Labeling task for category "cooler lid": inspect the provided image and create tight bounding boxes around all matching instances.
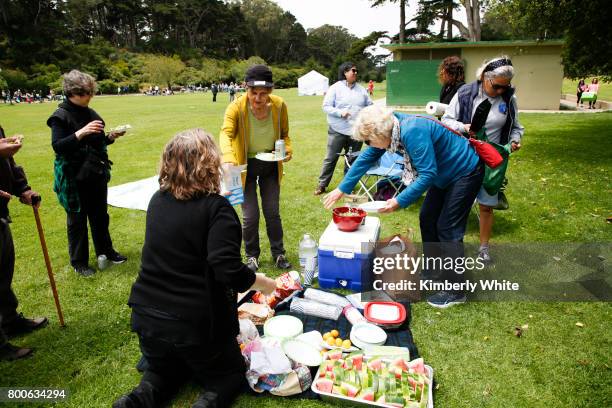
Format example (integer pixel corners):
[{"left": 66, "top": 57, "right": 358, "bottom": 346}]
[{"left": 318, "top": 216, "right": 381, "bottom": 254}]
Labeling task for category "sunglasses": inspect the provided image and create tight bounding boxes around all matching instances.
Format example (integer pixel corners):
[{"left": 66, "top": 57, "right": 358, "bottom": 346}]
[
  {"left": 488, "top": 78, "right": 511, "bottom": 91},
  {"left": 350, "top": 68, "right": 358, "bottom": 74}
]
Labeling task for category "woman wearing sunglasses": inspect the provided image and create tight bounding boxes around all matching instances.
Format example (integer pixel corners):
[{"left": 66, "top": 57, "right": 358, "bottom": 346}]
[
  {"left": 315, "top": 61, "right": 373, "bottom": 196},
  {"left": 442, "top": 56, "right": 524, "bottom": 265}
]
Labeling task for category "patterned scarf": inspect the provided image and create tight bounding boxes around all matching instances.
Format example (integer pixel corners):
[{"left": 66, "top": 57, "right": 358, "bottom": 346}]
[{"left": 387, "top": 116, "right": 418, "bottom": 186}]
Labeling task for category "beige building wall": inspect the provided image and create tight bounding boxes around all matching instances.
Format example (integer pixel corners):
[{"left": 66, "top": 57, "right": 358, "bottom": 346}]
[
  {"left": 389, "top": 43, "right": 564, "bottom": 110},
  {"left": 462, "top": 45, "right": 564, "bottom": 110}
]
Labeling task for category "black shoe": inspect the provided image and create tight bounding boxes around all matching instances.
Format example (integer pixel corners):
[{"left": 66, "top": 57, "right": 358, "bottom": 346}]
[
  {"left": 108, "top": 251, "right": 128, "bottom": 264},
  {"left": 74, "top": 265, "right": 96, "bottom": 277},
  {"left": 426, "top": 291, "right": 467, "bottom": 308},
  {"left": 275, "top": 255, "right": 291, "bottom": 269},
  {"left": 192, "top": 391, "right": 219, "bottom": 408},
  {"left": 246, "top": 257, "right": 259, "bottom": 272},
  {"left": 2, "top": 313, "right": 48, "bottom": 337},
  {"left": 112, "top": 381, "right": 158, "bottom": 408},
  {"left": 0, "top": 342, "right": 33, "bottom": 361}
]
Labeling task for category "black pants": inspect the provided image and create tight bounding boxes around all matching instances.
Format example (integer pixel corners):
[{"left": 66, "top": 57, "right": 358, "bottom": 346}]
[
  {"left": 66, "top": 177, "right": 114, "bottom": 267},
  {"left": 0, "top": 219, "right": 17, "bottom": 345},
  {"left": 212, "top": 92, "right": 217, "bottom": 102},
  {"left": 137, "top": 334, "right": 246, "bottom": 408},
  {"left": 242, "top": 158, "right": 285, "bottom": 259},
  {"left": 420, "top": 163, "right": 484, "bottom": 286},
  {"left": 317, "top": 127, "right": 363, "bottom": 189}
]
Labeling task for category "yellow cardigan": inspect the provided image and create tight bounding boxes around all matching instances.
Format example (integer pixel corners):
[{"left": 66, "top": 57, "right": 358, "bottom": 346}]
[{"left": 219, "top": 93, "right": 293, "bottom": 184}]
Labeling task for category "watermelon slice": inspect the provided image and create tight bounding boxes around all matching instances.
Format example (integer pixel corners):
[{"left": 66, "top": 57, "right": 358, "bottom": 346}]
[
  {"left": 332, "top": 385, "right": 345, "bottom": 395},
  {"left": 357, "top": 388, "right": 375, "bottom": 401},
  {"left": 340, "top": 381, "right": 361, "bottom": 398},
  {"left": 385, "top": 395, "right": 406, "bottom": 407},
  {"left": 315, "top": 378, "right": 333, "bottom": 393},
  {"left": 327, "top": 350, "right": 343, "bottom": 361},
  {"left": 347, "top": 352, "right": 364, "bottom": 371},
  {"left": 407, "top": 358, "right": 426, "bottom": 375},
  {"left": 367, "top": 358, "right": 383, "bottom": 371},
  {"left": 390, "top": 357, "right": 409, "bottom": 372},
  {"left": 333, "top": 367, "right": 344, "bottom": 385}
]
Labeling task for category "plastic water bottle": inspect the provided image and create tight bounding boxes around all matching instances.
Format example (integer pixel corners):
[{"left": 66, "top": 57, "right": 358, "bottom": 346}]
[
  {"left": 299, "top": 234, "right": 318, "bottom": 268},
  {"left": 299, "top": 234, "right": 318, "bottom": 285},
  {"left": 97, "top": 254, "right": 109, "bottom": 270}
]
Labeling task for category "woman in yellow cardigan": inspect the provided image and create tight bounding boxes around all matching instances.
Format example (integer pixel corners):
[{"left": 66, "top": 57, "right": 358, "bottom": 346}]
[{"left": 219, "top": 65, "right": 293, "bottom": 272}]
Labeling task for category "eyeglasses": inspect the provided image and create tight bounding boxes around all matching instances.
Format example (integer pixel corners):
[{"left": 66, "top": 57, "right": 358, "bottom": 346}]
[
  {"left": 364, "top": 140, "right": 370, "bottom": 146},
  {"left": 351, "top": 69, "right": 358, "bottom": 74},
  {"left": 488, "top": 78, "right": 510, "bottom": 91}
]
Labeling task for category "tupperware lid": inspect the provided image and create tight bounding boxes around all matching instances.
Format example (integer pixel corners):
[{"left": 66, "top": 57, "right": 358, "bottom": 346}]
[{"left": 364, "top": 302, "right": 407, "bottom": 325}]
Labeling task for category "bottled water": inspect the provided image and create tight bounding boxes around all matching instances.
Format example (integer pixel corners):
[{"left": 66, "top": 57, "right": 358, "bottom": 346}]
[
  {"left": 299, "top": 234, "right": 318, "bottom": 285},
  {"left": 298, "top": 234, "right": 318, "bottom": 268}
]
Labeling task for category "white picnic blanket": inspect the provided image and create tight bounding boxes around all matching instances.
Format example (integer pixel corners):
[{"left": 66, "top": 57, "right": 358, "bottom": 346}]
[{"left": 107, "top": 175, "right": 159, "bottom": 211}]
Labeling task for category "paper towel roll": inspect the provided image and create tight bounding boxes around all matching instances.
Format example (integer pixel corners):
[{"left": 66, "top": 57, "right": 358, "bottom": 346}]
[{"left": 425, "top": 101, "right": 448, "bottom": 116}]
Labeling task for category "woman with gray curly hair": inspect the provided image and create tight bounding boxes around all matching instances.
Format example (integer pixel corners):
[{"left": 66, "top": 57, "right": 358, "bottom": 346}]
[
  {"left": 442, "top": 56, "right": 524, "bottom": 265},
  {"left": 324, "top": 105, "right": 484, "bottom": 308},
  {"left": 47, "top": 69, "right": 127, "bottom": 277}
]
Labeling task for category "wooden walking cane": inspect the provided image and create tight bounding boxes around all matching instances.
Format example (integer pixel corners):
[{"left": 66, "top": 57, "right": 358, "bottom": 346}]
[{"left": 31, "top": 196, "right": 65, "bottom": 327}]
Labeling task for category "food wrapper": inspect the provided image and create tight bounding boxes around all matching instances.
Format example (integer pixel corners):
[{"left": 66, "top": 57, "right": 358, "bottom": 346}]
[
  {"left": 238, "top": 302, "right": 274, "bottom": 325},
  {"left": 252, "top": 270, "right": 302, "bottom": 309}
]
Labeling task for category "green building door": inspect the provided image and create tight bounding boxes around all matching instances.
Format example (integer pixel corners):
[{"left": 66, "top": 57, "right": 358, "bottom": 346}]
[{"left": 386, "top": 60, "right": 442, "bottom": 106}]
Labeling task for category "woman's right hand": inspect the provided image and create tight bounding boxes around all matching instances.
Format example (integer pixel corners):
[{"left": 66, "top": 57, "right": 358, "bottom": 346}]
[
  {"left": 463, "top": 123, "right": 471, "bottom": 133},
  {"left": 323, "top": 188, "right": 344, "bottom": 209},
  {"left": 253, "top": 273, "right": 277, "bottom": 296},
  {"left": 75, "top": 120, "right": 104, "bottom": 140}
]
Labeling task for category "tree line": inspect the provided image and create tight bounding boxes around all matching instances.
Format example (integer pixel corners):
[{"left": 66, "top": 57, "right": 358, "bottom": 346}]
[{"left": 0, "top": 0, "right": 386, "bottom": 93}]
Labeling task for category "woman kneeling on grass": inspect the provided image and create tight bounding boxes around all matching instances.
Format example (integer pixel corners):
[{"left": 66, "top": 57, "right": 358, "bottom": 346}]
[
  {"left": 323, "top": 105, "right": 484, "bottom": 308},
  {"left": 114, "top": 129, "right": 276, "bottom": 408}
]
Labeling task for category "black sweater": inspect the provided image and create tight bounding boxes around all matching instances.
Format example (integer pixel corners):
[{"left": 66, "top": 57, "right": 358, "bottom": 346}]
[
  {"left": 0, "top": 126, "right": 31, "bottom": 218},
  {"left": 128, "top": 191, "right": 256, "bottom": 340},
  {"left": 439, "top": 81, "right": 465, "bottom": 105}
]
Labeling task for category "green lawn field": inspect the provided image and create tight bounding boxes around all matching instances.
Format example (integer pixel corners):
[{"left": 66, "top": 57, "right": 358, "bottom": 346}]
[{"left": 0, "top": 88, "right": 610, "bottom": 407}]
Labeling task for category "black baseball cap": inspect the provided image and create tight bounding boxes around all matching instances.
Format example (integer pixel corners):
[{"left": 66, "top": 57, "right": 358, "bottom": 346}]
[{"left": 245, "top": 65, "right": 274, "bottom": 88}]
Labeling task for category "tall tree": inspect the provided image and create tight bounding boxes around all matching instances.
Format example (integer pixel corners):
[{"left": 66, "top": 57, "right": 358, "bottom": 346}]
[
  {"left": 412, "top": 0, "right": 461, "bottom": 40},
  {"left": 307, "top": 25, "right": 357, "bottom": 68},
  {"left": 370, "top": 0, "right": 407, "bottom": 43},
  {"left": 459, "top": 0, "right": 482, "bottom": 41}
]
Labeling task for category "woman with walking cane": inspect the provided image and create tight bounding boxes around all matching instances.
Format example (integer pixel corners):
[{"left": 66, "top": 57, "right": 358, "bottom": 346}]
[{"left": 0, "top": 125, "right": 48, "bottom": 361}]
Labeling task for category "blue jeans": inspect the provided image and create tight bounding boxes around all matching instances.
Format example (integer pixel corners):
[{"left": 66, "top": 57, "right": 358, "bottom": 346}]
[{"left": 420, "top": 162, "right": 484, "bottom": 286}]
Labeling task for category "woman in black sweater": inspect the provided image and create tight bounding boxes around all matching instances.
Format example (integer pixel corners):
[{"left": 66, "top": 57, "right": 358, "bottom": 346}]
[
  {"left": 114, "top": 129, "right": 276, "bottom": 408},
  {"left": 47, "top": 70, "right": 127, "bottom": 277}
]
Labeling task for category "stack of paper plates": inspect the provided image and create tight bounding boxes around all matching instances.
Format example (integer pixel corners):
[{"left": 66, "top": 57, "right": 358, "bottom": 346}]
[
  {"left": 349, "top": 322, "right": 387, "bottom": 350},
  {"left": 263, "top": 315, "right": 303, "bottom": 339}
]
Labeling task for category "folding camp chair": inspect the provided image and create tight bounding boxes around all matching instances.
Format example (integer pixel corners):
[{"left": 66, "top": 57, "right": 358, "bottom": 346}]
[{"left": 340, "top": 149, "right": 405, "bottom": 201}]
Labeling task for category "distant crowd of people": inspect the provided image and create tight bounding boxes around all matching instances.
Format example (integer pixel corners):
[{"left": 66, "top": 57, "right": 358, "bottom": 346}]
[{"left": 1, "top": 89, "right": 62, "bottom": 104}]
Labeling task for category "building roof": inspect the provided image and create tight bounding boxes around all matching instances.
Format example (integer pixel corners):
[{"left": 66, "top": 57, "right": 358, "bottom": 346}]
[{"left": 382, "top": 39, "right": 564, "bottom": 50}]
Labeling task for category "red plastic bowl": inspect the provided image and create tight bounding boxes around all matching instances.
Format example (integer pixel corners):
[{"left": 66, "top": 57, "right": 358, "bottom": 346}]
[{"left": 332, "top": 206, "right": 367, "bottom": 232}]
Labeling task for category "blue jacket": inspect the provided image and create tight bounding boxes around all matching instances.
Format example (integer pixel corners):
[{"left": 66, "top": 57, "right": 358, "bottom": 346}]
[{"left": 338, "top": 113, "right": 480, "bottom": 208}]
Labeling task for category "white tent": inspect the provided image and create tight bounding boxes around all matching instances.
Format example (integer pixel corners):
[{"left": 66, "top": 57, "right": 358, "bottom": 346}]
[{"left": 298, "top": 70, "right": 329, "bottom": 96}]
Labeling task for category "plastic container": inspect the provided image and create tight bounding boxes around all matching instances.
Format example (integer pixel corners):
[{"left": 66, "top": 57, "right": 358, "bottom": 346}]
[
  {"left": 318, "top": 216, "right": 380, "bottom": 291},
  {"left": 364, "top": 302, "right": 407, "bottom": 329},
  {"left": 332, "top": 206, "right": 367, "bottom": 232}
]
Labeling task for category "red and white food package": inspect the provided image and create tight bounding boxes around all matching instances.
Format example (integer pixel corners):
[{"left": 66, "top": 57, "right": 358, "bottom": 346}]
[{"left": 252, "top": 271, "right": 302, "bottom": 309}]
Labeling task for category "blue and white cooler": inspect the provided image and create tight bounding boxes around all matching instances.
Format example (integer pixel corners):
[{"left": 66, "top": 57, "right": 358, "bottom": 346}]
[{"left": 317, "top": 216, "right": 381, "bottom": 291}]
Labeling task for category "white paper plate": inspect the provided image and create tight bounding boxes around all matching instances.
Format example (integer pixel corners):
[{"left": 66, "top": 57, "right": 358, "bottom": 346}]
[
  {"left": 283, "top": 339, "right": 323, "bottom": 366},
  {"left": 351, "top": 322, "right": 387, "bottom": 345},
  {"left": 255, "top": 152, "right": 284, "bottom": 162},
  {"left": 263, "top": 315, "right": 303, "bottom": 339},
  {"left": 358, "top": 201, "right": 387, "bottom": 213}
]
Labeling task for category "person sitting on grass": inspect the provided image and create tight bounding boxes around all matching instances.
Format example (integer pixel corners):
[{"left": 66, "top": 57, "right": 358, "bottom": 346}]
[
  {"left": 113, "top": 128, "right": 277, "bottom": 408},
  {"left": 0, "top": 126, "right": 48, "bottom": 362}
]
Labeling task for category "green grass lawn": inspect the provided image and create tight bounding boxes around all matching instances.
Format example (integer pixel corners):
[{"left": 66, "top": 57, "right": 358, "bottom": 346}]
[
  {"left": 0, "top": 89, "right": 610, "bottom": 407},
  {"left": 563, "top": 78, "right": 611, "bottom": 102}
]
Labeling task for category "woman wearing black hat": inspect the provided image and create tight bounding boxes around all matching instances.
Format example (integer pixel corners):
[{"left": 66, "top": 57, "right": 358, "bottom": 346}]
[
  {"left": 314, "top": 62, "right": 373, "bottom": 196},
  {"left": 219, "top": 64, "right": 293, "bottom": 272}
]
